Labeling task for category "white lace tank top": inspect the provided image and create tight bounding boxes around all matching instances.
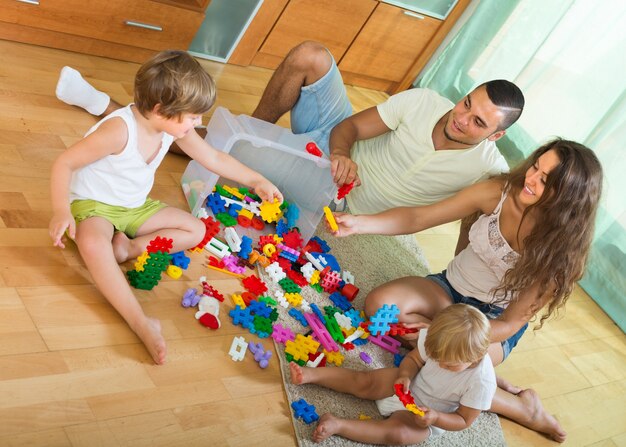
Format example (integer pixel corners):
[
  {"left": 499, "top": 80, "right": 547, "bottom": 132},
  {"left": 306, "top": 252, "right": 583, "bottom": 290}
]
[{"left": 445, "top": 191, "right": 519, "bottom": 306}]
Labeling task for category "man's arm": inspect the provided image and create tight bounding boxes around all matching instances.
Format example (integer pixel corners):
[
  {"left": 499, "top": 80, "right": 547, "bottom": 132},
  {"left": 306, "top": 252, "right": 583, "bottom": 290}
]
[{"left": 329, "top": 106, "right": 391, "bottom": 186}]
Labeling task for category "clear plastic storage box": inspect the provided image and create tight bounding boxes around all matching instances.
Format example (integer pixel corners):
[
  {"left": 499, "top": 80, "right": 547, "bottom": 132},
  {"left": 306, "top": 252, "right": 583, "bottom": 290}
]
[{"left": 181, "top": 107, "right": 336, "bottom": 243}]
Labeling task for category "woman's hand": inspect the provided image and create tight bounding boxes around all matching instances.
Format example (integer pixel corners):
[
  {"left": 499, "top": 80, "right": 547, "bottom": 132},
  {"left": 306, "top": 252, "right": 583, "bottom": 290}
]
[{"left": 49, "top": 210, "right": 76, "bottom": 249}]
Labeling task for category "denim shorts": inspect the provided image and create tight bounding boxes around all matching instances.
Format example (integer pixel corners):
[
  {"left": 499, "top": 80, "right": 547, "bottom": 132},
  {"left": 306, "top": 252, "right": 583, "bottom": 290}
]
[
  {"left": 290, "top": 52, "right": 353, "bottom": 155},
  {"left": 426, "top": 270, "right": 528, "bottom": 361}
]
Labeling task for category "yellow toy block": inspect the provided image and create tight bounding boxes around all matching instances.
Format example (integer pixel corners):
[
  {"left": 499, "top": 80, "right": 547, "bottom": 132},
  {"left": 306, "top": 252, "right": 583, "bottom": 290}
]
[
  {"left": 223, "top": 185, "right": 245, "bottom": 200},
  {"left": 166, "top": 265, "right": 183, "bottom": 279},
  {"left": 238, "top": 208, "right": 253, "bottom": 220},
  {"left": 134, "top": 251, "right": 149, "bottom": 271},
  {"left": 263, "top": 243, "right": 277, "bottom": 257},
  {"left": 231, "top": 293, "right": 246, "bottom": 309},
  {"left": 285, "top": 334, "right": 320, "bottom": 363},
  {"left": 285, "top": 292, "right": 303, "bottom": 307},
  {"left": 323, "top": 349, "right": 344, "bottom": 366},
  {"left": 259, "top": 199, "right": 282, "bottom": 223},
  {"left": 271, "top": 234, "right": 283, "bottom": 244},
  {"left": 359, "top": 414, "right": 372, "bottom": 420},
  {"left": 310, "top": 270, "right": 320, "bottom": 285},
  {"left": 405, "top": 403, "right": 425, "bottom": 417},
  {"left": 323, "top": 206, "right": 339, "bottom": 232}
]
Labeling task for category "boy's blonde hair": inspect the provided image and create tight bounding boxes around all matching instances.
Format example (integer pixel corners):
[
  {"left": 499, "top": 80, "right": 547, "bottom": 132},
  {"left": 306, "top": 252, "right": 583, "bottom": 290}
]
[
  {"left": 134, "top": 50, "right": 216, "bottom": 119},
  {"left": 424, "top": 304, "right": 491, "bottom": 364}
]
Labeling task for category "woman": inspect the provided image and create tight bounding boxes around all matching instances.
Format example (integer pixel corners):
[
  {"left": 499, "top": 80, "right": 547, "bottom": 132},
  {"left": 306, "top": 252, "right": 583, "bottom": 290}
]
[{"left": 333, "top": 139, "right": 603, "bottom": 442}]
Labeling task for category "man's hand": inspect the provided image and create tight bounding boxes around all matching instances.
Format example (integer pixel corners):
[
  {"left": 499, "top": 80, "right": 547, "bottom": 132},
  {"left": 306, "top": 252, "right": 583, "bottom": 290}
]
[{"left": 330, "top": 154, "right": 360, "bottom": 187}]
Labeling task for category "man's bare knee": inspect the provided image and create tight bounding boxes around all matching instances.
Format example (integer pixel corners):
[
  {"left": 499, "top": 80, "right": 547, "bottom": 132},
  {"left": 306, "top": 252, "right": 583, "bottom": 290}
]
[{"left": 284, "top": 41, "right": 331, "bottom": 85}]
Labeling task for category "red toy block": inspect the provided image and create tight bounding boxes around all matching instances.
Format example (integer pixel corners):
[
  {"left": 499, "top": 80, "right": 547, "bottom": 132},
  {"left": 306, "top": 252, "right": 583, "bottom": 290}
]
[
  {"left": 305, "top": 142, "right": 323, "bottom": 157},
  {"left": 276, "top": 256, "right": 294, "bottom": 272},
  {"left": 237, "top": 215, "right": 252, "bottom": 227},
  {"left": 146, "top": 236, "right": 173, "bottom": 253},
  {"left": 258, "top": 235, "right": 275, "bottom": 250},
  {"left": 387, "top": 323, "right": 419, "bottom": 337},
  {"left": 340, "top": 283, "right": 359, "bottom": 302},
  {"left": 337, "top": 181, "right": 355, "bottom": 200},
  {"left": 193, "top": 216, "right": 221, "bottom": 250},
  {"left": 201, "top": 281, "right": 225, "bottom": 302},
  {"left": 282, "top": 229, "right": 304, "bottom": 250},
  {"left": 241, "top": 291, "right": 256, "bottom": 305},
  {"left": 251, "top": 217, "right": 265, "bottom": 230},
  {"left": 242, "top": 274, "right": 268, "bottom": 295},
  {"left": 286, "top": 269, "right": 309, "bottom": 287},
  {"left": 207, "top": 256, "right": 225, "bottom": 269}
]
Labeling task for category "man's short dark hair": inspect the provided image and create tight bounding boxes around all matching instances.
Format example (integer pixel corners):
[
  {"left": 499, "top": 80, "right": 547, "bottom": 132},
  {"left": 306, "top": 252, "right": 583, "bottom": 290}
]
[{"left": 478, "top": 80, "right": 525, "bottom": 131}]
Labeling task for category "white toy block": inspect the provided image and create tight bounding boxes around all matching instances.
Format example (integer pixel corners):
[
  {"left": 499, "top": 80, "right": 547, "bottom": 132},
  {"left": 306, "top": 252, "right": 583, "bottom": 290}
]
[
  {"left": 224, "top": 227, "right": 242, "bottom": 252},
  {"left": 342, "top": 270, "right": 355, "bottom": 285},
  {"left": 265, "top": 262, "right": 286, "bottom": 282},
  {"left": 195, "top": 207, "right": 209, "bottom": 219},
  {"left": 229, "top": 336, "right": 248, "bottom": 361},
  {"left": 205, "top": 237, "right": 231, "bottom": 258},
  {"left": 334, "top": 312, "right": 353, "bottom": 330},
  {"left": 307, "top": 352, "right": 325, "bottom": 368},
  {"left": 274, "top": 290, "right": 289, "bottom": 308},
  {"left": 301, "top": 262, "right": 315, "bottom": 282},
  {"left": 305, "top": 251, "right": 324, "bottom": 271},
  {"left": 300, "top": 298, "right": 311, "bottom": 313},
  {"left": 344, "top": 327, "right": 366, "bottom": 344}
]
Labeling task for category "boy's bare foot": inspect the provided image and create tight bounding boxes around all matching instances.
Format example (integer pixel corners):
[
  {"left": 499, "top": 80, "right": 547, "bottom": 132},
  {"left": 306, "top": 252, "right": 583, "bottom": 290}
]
[
  {"left": 134, "top": 317, "right": 167, "bottom": 365},
  {"left": 518, "top": 389, "right": 567, "bottom": 443},
  {"left": 289, "top": 362, "right": 306, "bottom": 385},
  {"left": 312, "top": 413, "right": 341, "bottom": 443},
  {"left": 112, "top": 232, "right": 132, "bottom": 263}
]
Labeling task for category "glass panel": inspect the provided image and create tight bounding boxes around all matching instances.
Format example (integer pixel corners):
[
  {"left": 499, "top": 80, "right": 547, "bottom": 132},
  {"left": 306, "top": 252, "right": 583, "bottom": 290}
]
[{"left": 189, "top": 0, "right": 263, "bottom": 62}]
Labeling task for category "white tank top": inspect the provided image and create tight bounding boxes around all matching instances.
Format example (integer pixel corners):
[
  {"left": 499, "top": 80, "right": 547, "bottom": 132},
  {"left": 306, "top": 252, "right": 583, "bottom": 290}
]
[
  {"left": 69, "top": 105, "right": 174, "bottom": 208},
  {"left": 445, "top": 191, "right": 519, "bottom": 306}
]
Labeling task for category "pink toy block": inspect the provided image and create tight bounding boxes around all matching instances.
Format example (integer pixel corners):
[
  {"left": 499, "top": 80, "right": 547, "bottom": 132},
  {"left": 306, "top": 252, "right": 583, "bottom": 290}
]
[
  {"left": 271, "top": 323, "right": 296, "bottom": 344},
  {"left": 303, "top": 313, "right": 339, "bottom": 352}
]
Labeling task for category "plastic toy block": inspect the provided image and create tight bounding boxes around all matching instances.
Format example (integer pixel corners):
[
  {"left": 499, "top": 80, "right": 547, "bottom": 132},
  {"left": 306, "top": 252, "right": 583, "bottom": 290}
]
[
  {"left": 304, "top": 313, "right": 339, "bottom": 352},
  {"left": 229, "top": 306, "right": 254, "bottom": 329},
  {"left": 248, "top": 300, "right": 272, "bottom": 318},
  {"left": 300, "top": 262, "right": 315, "bottom": 283},
  {"left": 324, "top": 314, "right": 345, "bottom": 345},
  {"left": 127, "top": 270, "right": 159, "bottom": 290},
  {"left": 309, "top": 303, "right": 325, "bottom": 323},
  {"left": 259, "top": 199, "right": 282, "bottom": 223},
  {"left": 360, "top": 351, "right": 372, "bottom": 364},
  {"left": 199, "top": 280, "right": 225, "bottom": 302},
  {"left": 278, "top": 277, "right": 301, "bottom": 294},
  {"left": 170, "top": 251, "right": 191, "bottom": 269},
  {"left": 214, "top": 184, "right": 234, "bottom": 199},
  {"left": 251, "top": 315, "right": 273, "bottom": 338},
  {"left": 275, "top": 219, "right": 289, "bottom": 237},
  {"left": 251, "top": 216, "right": 265, "bottom": 230},
  {"left": 276, "top": 256, "right": 294, "bottom": 273},
  {"left": 285, "top": 334, "right": 320, "bottom": 364},
  {"left": 311, "top": 236, "right": 331, "bottom": 253},
  {"left": 166, "top": 265, "right": 183, "bottom": 279},
  {"left": 334, "top": 312, "right": 353, "bottom": 330},
  {"left": 195, "top": 207, "right": 209, "bottom": 219},
  {"left": 394, "top": 352, "right": 405, "bottom": 367},
  {"left": 307, "top": 352, "right": 326, "bottom": 368},
  {"left": 359, "top": 414, "right": 372, "bottom": 420},
  {"left": 323, "top": 206, "right": 338, "bottom": 232},
  {"left": 242, "top": 274, "right": 268, "bottom": 295},
  {"left": 277, "top": 245, "right": 299, "bottom": 262},
  {"left": 329, "top": 292, "right": 352, "bottom": 312},
  {"left": 271, "top": 323, "right": 296, "bottom": 344},
  {"left": 369, "top": 304, "right": 400, "bottom": 336},
  {"left": 224, "top": 227, "right": 242, "bottom": 252},
  {"left": 215, "top": 212, "right": 237, "bottom": 227},
  {"left": 258, "top": 235, "right": 275, "bottom": 249},
  {"left": 261, "top": 243, "right": 276, "bottom": 258},
  {"left": 229, "top": 336, "right": 248, "bottom": 361},
  {"left": 239, "top": 235, "right": 253, "bottom": 259},
  {"left": 248, "top": 342, "right": 272, "bottom": 368},
  {"left": 275, "top": 290, "right": 289, "bottom": 308},
  {"left": 368, "top": 334, "right": 401, "bottom": 354},
  {"left": 206, "top": 192, "right": 227, "bottom": 214},
  {"left": 207, "top": 256, "right": 225, "bottom": 269},
  {"left": 257, "top": 295, "right": 277, "bottom": 306},
  {"left": 284, "top": 203, "right": 300, "bottom": 229},
  {"left": 320, "top": 270, "right": 342, "bottom": 293},
  {"left": 340, "top": 283, "right": 359, "bottom": 302},
  {"left": 310, "top": 283, "right": 323, "bottom": 294},
  {"left": 241, "top": 292, "right": 256, "bottom": 305},
  {"left": 134, "top": 253, "right": 148, "bottom": 271},
  {"left": 265, "top": 262, "right": 287, "bottom": 283},
  {"left": 182, "top": 288, "right": 202, "bottom": 308},
  {"left": 291, "top": 398, "right": 319, "bottom": 424},
  {"left": 344, "top": 309, "right": 364, "bottom": 328},
  {"left": 342, "top": 270, "right": 355, "bottom": 285},
  {"left": 343, "top": 327, "right": 366, "bottom": 344},
  {"left": 205, "top": 237, "right": 231, "bottom": 259},
  {"left": 231, "top": 293, "right": 246, "bottom": 308},
  {"left": 323, "top": 349, "right": 344, "bottom": 366},
  {"left": 305, "top": 141, "right": 323, "bottom": 157},
  {"left": 284, "top": 292, "right": 303, "bottom": 307},
  {"left": 222, "top": 255, "right": 246, "bottom": 275},
  {"left": 227, "top": 203, "right": 242, "bottom": 217},
  {"left": 388, "top": 323, "right": 419, "bottom": 337},
  {"left": 286, "top": 269, "right": 308, "bottom": 287},
  {"left": 237, "top": 214, "right": 252, "bottom": 227},
  {"left": 146, "top": 236, "right": 173, "bottom": 254},
  {"left": 198, "top": 312, "right": 220, "bottom": 329},
  {"left": 288, "top": 308, "right": 309, "bottom": 327},
  {"left": 193, "top": 216, "right": 221, "bottom": 251},
  {"left": 393, "top": 384, "right": 425, "bottom": 417},
  {"left": 222, "top": 184, "right": 245, "bottom": 200},
  {"left": 336, "top": 181, "right": 355, "bottom": 200}
]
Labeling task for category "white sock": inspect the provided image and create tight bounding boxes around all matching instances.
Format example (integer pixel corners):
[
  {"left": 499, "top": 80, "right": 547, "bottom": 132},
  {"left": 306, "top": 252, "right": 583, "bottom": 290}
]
[{"left": 55, "top": 66, "right": 110, "bottom": 116}]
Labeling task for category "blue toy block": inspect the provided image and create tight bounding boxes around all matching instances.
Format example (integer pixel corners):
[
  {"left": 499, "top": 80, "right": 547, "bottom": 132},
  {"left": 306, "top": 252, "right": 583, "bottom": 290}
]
[
  {"left": 310, "top": 252, "right": 341, "bottom": 272},
  {"left": 275, "top": 219, "right": 289, "bottom": 237},
  {"left": 309, "top": 303, "right": 325, "bottom": 323},
  {"left": 170, "top": 251, "right": 191, "bottom": 269},
  {"left": 206, "top": 192, "right": 227, "bottom": 214},
  {"left": 288, "top": 308, "right": 309, "bottom": 327},
  {"left": 239, "top": 235, "right": 253, "bottom": 259},
  {"left": 369, "top": 304, "right": 400, "bottom": 336},
  {"left": 284, "top": 203, "right": 300, "bottom": 229},
  {"left": 310, "top": 236, "right": 330, "bottom": 253},
  {"left": 394, "top": 352, "right": 406, "bottom": 367},
  {"left": 248, "top": 300, "right": 272, "bottom": 318},
  {"left": 329, "top": 292, "right": 352, "bottom": 312},
  {"left": 279, "top": 249, "right": 298, "bottom": 262},
  {"left": 345, "top": 308, "right": 364, "bottom": 328},
  {"left": 229, "top": 306, "right": 254, "bottom": 329},
  {"left": 291, "top": 398, "right": 319, "bottom": 424},
  {"left": 227, "top": 203, "right": 242, "bottom": 217}
]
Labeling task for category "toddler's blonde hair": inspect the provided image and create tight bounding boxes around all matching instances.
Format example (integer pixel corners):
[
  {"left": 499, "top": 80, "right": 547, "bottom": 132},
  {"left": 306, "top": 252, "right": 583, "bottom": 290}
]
[
  {"left": 424, "top": 304, "right": 491, "bottom": 364},
  {"left": 134, "top": 50, "right": 216, "bottom": 119}
]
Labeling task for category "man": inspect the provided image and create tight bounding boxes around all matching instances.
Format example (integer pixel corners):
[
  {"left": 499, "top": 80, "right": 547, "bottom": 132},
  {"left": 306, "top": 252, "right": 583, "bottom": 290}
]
[{"left": 55, "top": 41, "right": 523, "bottom": 215}]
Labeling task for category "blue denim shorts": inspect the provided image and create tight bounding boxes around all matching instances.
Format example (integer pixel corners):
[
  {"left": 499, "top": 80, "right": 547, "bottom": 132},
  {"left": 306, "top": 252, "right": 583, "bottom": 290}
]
[
  {"left": 426, "top": 271, "right": 528, "bottom": 361},
  {"left": 290, "top": 53, "right": 353, "bottom": 155}
]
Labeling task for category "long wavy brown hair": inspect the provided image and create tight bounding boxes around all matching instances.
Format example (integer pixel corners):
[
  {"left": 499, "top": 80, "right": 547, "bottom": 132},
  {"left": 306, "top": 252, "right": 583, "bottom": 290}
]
[{"left": 494, "top": 139, "right": 603, "bottom": 328}]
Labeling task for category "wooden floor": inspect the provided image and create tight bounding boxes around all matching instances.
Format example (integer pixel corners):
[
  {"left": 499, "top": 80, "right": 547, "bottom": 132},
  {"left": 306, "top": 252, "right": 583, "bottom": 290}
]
[{"left": 0, "top": 40, "right": 624, "bottom": 447}]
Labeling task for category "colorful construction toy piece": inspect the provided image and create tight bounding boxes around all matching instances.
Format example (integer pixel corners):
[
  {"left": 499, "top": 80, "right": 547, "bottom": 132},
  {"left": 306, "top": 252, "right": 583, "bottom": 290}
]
[
  {"left": 323, "top": 206, "right": 339, "bottom": 232},
  {"left": 305, "top": 141, "right": 323, "bottom": 157},
  {"left": 248, "top": 342, "right": 272, "bottom": 368},
  {"left": 368, "top": 304, "right": 400, "bottom": 336},
  {"left": 393, "top": 384, "right": 425, "bottom": 417},
  {"left": 229, "top": 336, "right": 248, "bottom": 361},
  {"left": 303, "top": 313, "right": 339, "bottom": 352},
  {"left": 368, "top": 333, "right": 401, "bottom": 354},
  {"left": 291, "top": 398, "right": 319, "bottom": 424},
  {"left": 259, "top": 199, "right": 282, "bottom": 223},
  {"left": 336, "top": 181, "right": 355, "bottom": 200},
  {"left": 243, "top": 274, "right": 268, "bottom": 295},
  {"left": 271, "top": 323, "right": 296, "bottom": 344}
]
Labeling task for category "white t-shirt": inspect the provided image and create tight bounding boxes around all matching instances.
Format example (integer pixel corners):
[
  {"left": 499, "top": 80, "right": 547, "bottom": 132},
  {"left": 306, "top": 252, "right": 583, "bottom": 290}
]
[
  {"left": 376, "top": 329, "right": 496, "bottom": 419},
  {"left": 346, "top": 89, "right": 509, "bottom": 215},
  {"left": 70, "top": 105, "right": 174, "bottom": 208}
]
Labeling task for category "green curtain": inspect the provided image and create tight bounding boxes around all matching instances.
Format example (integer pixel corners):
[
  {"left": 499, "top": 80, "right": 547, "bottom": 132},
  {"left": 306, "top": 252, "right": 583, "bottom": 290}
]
[{"left": 417, "top": 0, "right": 626, "bottom": 332}]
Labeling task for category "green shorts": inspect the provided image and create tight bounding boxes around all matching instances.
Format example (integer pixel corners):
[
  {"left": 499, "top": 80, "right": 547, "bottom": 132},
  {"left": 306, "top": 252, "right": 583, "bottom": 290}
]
[{"left": 70, "top": 198, "right": 167, "bottom": 238}]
